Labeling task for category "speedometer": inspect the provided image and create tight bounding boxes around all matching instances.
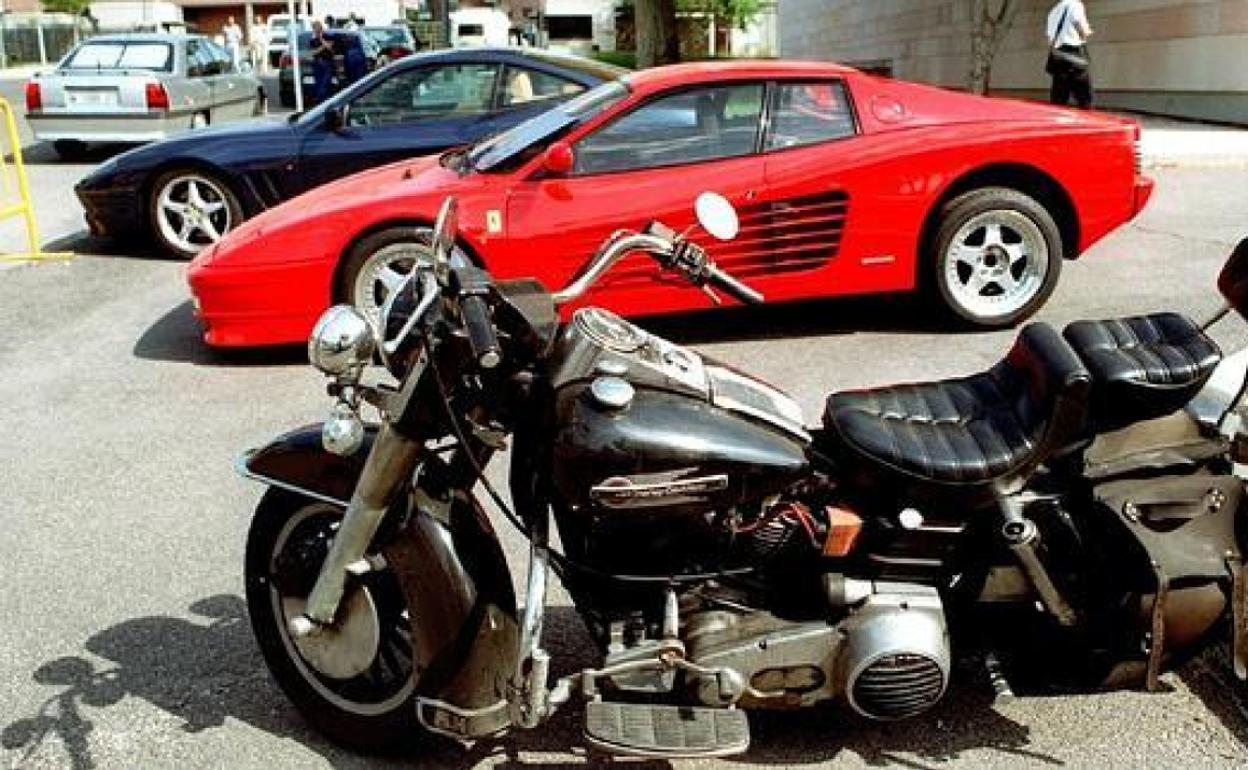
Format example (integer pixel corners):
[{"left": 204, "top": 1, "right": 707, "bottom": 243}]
[{"left": 573, "top": 307, "right": 647, "bottom": 353}]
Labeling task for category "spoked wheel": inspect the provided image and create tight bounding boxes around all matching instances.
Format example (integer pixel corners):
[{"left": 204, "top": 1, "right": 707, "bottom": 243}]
[
  {"left": 931, "top": 187, "right": 1062, "bottom": 328},
  {"left": 150, "top": 169, "right": 242, "bottom": 259},
  {"left": 338, "top": 227, "right": 437, "bottom": 330},
  {"left": 244, "top": 489, "right": 423, "bottom": 751}
]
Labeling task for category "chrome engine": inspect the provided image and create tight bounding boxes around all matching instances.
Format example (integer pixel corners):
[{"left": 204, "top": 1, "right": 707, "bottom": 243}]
[{"left": 679, "top": 579, "right": 951, "bottom": 720}]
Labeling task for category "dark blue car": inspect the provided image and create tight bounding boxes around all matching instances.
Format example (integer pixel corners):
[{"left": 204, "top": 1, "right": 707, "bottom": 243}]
[{"left": 75, "top": 47, "right": 625, "bottom": 257}]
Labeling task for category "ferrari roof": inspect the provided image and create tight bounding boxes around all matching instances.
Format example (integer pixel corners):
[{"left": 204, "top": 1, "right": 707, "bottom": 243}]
[{"left": 623, "top": 59, "right": 858, "bottom": 93}]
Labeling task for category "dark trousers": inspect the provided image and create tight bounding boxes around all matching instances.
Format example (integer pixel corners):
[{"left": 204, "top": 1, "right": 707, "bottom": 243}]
[{"left": 1049, "top": 46, "right": 1093, "bottom": 108}]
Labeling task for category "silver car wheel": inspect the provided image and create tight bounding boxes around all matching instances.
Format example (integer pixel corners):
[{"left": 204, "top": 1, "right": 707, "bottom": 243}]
[
  {"left": 155, "top": 174, "right": 231, "bottom": 255},
  {"left": 942, "top": 210, "right": 1048, "bottom": 322},
  {"left": 350, "top": 240, "right": 434, "bottom": 330}
]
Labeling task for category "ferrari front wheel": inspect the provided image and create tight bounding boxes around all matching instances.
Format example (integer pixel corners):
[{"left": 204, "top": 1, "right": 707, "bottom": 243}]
[
  {"left": 930, "top": 187, "right": 1062, "bottom": 328},
  {"left": 338, "top": 227, "right": 436, "bottom": 331}
]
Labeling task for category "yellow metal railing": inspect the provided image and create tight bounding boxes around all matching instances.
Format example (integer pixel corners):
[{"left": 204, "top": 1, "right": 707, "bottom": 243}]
[{"left": 0, "top": 97, "right": 72, "bottom": 262}]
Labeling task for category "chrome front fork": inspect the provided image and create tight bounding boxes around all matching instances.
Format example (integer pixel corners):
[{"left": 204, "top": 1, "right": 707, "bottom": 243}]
[
  {"left": 291, "top": 422, "right": 423, "bottom": 633},
  {"left": 510, "top": 510, "right": 554, "bottom": 728}
]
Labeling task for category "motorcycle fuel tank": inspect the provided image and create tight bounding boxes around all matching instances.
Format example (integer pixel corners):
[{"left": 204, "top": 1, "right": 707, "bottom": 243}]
[{"left": 548, "top": 308, "right": 811, "bottom": 518}]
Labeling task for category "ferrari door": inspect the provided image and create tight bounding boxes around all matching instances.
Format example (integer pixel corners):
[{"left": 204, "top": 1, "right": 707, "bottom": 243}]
[
  {"left": 757, "top": 80, "right": 898, "bottom": 300},
  {"left": 297, "top": 61, "right": 500, "bottom": 191},
  {"left": 501, "top": 81, "right": 767, "bottom": 315}
]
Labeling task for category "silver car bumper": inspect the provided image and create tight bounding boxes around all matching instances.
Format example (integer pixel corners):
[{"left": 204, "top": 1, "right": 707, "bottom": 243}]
[{"left": 28, "top": 109, "right": 200, "bottom": 143}]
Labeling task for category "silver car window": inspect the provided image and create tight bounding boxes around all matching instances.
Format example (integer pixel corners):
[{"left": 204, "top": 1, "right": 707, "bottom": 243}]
[{"left": 65, "top": 42, "right": 173, "bottom": 72}]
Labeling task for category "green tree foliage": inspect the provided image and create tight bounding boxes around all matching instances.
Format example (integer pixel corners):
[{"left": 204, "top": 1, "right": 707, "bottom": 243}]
[
  {"left": 678, "top": 0, "right": 763, "bottom": 31},
  {"left": 41, "top": 0, "right": 92, "bottom": 14}
]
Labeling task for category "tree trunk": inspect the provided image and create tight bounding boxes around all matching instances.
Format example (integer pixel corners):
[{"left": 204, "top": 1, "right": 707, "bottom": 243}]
[
  {"left": 969, "top": 0, "right": 1018, "bottom": 94},
  {"left": 635, "top": 0, "right": 680, "bottom": 68}
]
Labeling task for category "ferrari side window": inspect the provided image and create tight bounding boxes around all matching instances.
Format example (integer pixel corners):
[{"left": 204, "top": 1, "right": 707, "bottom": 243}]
[
  {"left": 574, "top": 83, "right": 764, "bottom": 175},
  {"left": 765, "top": 81, "right": 856, "bottom": 151},
  {"left": 349, "top": 63, "right": 499, "bottom": 127}
]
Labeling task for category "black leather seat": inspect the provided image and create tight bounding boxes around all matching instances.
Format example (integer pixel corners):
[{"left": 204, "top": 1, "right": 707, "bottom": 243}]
[
  {"left": 1063, "top": 313, "right": 1220, "bottom": 432},
  {"left": 823, "top": 324, "right": 1091, "bottom": 494}
]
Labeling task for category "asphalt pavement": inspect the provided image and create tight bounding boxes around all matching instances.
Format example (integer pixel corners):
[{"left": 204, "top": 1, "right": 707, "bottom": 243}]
[{"left": 2, "top": 97, "right": 1248, "bottom": 769}]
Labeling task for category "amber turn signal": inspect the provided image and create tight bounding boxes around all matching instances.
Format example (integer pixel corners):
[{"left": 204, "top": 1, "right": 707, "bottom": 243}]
[{"left": 823, "top": 506, "right": 863, "bottom": 558}]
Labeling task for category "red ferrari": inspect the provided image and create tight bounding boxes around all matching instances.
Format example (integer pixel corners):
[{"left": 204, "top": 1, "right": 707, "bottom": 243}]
[{"left": 188, "top": 60, "right": 1153, "bottom": 348}]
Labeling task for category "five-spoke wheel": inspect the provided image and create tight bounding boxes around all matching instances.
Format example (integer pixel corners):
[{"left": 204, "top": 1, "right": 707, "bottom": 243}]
[
  {"left": 931, "top": 187, "right": 1063, "bottom": 328},
  {"left": 338, "top": 227, "right": 438, "bottom": 329},
  {"left": 150, "top": 170, "right": 241, "bottom": 259}
]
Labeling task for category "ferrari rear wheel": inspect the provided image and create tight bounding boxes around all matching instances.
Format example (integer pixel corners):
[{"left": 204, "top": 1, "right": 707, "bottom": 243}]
[
  {"left": 338, "top": 227, "right": 436, "bottom": 330},
  {"left": 930, "top": 187, "right": 1062, "bottom": 328},
  {"left": 150, "top": 168, "right": 243, "bottom": 259}
]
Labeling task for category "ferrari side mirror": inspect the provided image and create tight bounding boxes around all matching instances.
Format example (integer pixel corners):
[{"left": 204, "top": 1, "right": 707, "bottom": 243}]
[{"left": 542, "top": 141, "right": 575, "bottom": 176}]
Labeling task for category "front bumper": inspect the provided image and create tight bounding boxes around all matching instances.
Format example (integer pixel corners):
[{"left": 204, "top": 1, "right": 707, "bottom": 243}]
[
  {"left": 28, "top": 110, "right": 198, "bottom": 143},
  {"left": 1133, "top": 176, "right": 1156, "bottom": 217},
  {"left": 75, "top": 184, "right": 145, "bottom": 237},
  {"left": 187, "top": 256, "right": 330, "bottom": 348}
]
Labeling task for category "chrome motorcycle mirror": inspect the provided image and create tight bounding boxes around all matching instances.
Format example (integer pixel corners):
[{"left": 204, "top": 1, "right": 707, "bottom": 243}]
[{"left": 695, "top": 192, "right": 739, "bottom": 241}]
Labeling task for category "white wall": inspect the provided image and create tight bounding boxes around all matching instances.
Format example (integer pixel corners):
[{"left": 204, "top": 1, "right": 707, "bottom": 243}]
[{"left": 778, "top": 0, "right": 1248, "bottom": 124}]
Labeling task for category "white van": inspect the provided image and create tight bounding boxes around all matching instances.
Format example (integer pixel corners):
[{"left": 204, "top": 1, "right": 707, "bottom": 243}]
[{"left": 450, "top": 8, "right": 511, "bottom": 48}]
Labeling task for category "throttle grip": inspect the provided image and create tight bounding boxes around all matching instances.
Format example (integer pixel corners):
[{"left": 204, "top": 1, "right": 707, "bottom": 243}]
[
  {"left": 706, "top": 264, "right": 764, "bottom": 305},
  {"left": 460, "top": 294, "right": 502, "bottom": 369}
]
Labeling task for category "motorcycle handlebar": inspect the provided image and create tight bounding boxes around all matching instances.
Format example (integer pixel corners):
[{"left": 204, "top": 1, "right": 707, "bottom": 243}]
[
  {"left": 704, "top": 262, "right": 764, "bottom": 305},
  {"left": 460, "top": 294, "right": 502, "bottom": 370}
]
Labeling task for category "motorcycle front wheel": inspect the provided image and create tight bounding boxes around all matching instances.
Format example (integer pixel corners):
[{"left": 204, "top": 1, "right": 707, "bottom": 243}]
[{"left": 244, "top": 489, "right": 423, "bottom": 752}]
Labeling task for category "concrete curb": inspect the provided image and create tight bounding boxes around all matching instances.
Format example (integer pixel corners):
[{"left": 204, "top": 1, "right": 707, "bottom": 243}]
[{"left": 1141, "top": 130, "right": 1248, "bottom": 169}]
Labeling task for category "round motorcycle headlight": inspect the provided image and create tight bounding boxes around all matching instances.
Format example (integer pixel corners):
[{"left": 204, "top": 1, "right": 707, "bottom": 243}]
[{"left": 308, "top": 305, "right": 376, "bottom": 376}]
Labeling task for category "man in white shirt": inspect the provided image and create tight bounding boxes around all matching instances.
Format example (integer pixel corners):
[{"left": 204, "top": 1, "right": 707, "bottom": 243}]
[
  {"left": 1046, "top": 0, "right": 1095, "bottom": 108},
  {"left": 223, "top": 16, "right": 244, "bottom": 69}
]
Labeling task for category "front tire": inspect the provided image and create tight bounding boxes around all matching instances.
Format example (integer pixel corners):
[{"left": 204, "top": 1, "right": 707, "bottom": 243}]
[
  {"left": 337, "top": 227, "right": 437, "bottom": 330},
  {"left": 149, "top": 168, "right": 243, "bottom": 259},
  {"left": 930, "top": 187, "right": 1063, "bottom": 328},
  {"left": 244, "top": 489, "right": 423, "bottom": 752}
]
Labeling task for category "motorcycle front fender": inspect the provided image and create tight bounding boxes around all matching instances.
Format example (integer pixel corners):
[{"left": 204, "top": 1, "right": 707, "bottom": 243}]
[
  {"left": 237, "top": 423, "right": 380, "bottom": 508},
  {"left": 240, "top": 423, "right": 519, "bottom": 736}
]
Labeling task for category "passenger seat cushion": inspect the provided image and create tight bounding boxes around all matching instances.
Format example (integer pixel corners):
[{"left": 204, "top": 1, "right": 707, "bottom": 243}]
[
  {"left": 1063, "top": 313, "right": 1220, "bottom": 428},
  {"left": 824, "top": 324, "right": 1091, "bottom": 487}
]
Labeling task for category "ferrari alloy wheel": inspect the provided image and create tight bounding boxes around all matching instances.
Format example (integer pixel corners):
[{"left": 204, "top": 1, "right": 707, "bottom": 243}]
[
  {"left": 931, "top": 187, "right": 1062, "bottom": 328},
  {"left": 245, "top": 489, "right": 422, "bottom": 751},
  {"left": 150, "top": 169, "right": 242, "bottom": 259},
  {"left": 339, "top": 228, "right": 436, "bottom": 330}
]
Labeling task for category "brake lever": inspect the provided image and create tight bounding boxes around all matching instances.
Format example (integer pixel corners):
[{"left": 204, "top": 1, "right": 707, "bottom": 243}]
[{"left": 700, "top": 284, "right": 722, "bottom": 306}]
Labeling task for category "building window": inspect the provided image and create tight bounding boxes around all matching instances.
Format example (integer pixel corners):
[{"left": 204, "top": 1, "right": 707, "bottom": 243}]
[{"left": 546, "top": 15, "right": 592, "bottom": 41}]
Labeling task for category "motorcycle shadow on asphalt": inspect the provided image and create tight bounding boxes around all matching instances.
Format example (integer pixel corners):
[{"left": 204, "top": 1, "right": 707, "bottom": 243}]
[
  {"left": 0, "top": 593, "right": 1128, "bottom": 770},
  {"left": 7, "top": 595, "right": 1246, "bottom": 769},
  {"left": 132, "top": 300, "right": 307, "bottom": 367}
]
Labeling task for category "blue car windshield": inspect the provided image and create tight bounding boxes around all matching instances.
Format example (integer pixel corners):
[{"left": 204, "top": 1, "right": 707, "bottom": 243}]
[{"left": 467, "top": 80, "right": 628, "bottom": 172}]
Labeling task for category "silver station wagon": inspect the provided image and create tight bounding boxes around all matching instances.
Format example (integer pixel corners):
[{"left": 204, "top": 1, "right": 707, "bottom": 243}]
[{"left": 25, "top": 33, "right": 264, "bottom": 159}]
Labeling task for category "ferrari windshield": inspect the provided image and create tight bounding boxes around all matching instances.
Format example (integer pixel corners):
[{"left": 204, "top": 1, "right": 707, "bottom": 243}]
[{"left": 467, "top": 79, "right": 628, "bottom": 172}]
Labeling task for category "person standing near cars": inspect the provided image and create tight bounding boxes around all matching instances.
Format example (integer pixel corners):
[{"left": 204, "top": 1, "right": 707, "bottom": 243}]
[
  {"left": 309, "top": 20, "right": 336, "bottom": 104},
  {"left": 251, "top": 16, "right": 270, "bottom": 74},
  {"left": 1046, "top": 0, "right": 1094, "bottom": 108},
  {"left": 223, "top": 16, "right": 244, "bottom": 69}
]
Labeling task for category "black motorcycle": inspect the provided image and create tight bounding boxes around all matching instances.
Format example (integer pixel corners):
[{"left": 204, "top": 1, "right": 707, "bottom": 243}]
[{"left": 239, "top": 194, "right": 1248, "bottom": 758}]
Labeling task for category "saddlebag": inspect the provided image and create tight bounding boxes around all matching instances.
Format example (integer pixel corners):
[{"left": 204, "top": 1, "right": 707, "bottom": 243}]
[{"left": 1093, "top": 471, "right": 1243, "bottom": 689}]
